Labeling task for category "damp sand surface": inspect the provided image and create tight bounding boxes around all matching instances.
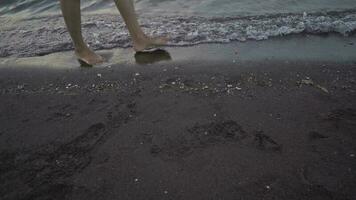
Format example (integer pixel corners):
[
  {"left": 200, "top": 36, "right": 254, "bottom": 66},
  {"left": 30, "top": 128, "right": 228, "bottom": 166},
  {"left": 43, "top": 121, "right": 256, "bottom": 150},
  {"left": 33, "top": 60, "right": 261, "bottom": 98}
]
[{"left": 0, "top": 36, "right": 356, "bottom": 199}]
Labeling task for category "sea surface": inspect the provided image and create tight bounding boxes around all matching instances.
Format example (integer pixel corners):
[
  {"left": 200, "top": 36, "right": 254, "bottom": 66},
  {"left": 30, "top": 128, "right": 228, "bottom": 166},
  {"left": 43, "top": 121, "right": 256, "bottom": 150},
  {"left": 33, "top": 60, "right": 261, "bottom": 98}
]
[{"left": 1, "top": 0, "right": 356, "bottom": 57}]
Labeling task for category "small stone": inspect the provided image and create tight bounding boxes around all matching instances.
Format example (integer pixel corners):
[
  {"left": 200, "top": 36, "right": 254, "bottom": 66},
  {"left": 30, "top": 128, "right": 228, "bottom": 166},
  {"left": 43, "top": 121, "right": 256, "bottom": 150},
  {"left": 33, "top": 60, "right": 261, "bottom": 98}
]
[
  {"left": 350, "top": 154, "right": 355, "bottom": 157},
  {"left": 266, "top": 185, "right": 271, "bottom": 189},
  {"left": 134, "top": 178, "right": 139, "bottom": 182},
  {"left": 135, "top": 73, "right": 140, "bottom": 76},
  {"left": 316, "top": 85, "right": 329, "bottom": 93},
  {"left": 301, "top": 79, "right": 314, "bottom": 86},
  {"left": 97, "top": 73, "right": 102, "bottom": 78},
  {"left": 164, "top": 191, "right": 168, "bottom": 194}
]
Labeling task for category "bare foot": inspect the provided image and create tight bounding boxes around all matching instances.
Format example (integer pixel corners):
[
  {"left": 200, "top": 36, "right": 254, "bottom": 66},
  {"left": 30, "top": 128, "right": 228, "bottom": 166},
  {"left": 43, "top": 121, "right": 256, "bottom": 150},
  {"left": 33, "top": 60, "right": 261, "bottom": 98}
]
[
  {"left": 133, "top": 36, "right": 168, "bottom": 52},
  {"left": 75, "top": 47, "right": 104, "bottom": 65}
]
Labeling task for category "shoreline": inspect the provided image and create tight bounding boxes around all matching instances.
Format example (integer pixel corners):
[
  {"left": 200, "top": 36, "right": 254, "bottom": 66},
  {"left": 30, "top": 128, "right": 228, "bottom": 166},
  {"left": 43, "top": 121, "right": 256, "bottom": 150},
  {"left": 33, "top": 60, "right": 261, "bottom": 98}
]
[{"left": 1, "top": 34, "right": 356, "bottom": 69}]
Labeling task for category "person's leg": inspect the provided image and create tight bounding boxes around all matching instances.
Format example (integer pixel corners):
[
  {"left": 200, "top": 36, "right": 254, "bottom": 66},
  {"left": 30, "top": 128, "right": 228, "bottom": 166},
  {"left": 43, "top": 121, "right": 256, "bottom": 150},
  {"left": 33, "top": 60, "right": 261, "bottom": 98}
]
[
  {"left": 60, "top": 0, "right": 103, "bottom": 65},
  {"left": 114, "top": 0, "right": 167, "bottom": 51}
]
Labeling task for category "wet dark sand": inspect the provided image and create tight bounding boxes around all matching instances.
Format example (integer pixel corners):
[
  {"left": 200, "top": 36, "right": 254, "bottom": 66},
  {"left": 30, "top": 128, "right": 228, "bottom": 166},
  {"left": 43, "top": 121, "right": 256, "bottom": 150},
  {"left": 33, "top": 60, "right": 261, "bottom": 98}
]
[{"left": 1, "top": 37, "right": 356, "bottom": 199}]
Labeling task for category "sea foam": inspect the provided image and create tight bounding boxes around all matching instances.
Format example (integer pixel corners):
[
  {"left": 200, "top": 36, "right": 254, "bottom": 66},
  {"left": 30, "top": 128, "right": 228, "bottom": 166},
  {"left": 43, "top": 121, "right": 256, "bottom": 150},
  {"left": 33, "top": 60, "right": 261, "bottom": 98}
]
[{"left": 0, "top": 10, "right": 355, "bottom": 57}]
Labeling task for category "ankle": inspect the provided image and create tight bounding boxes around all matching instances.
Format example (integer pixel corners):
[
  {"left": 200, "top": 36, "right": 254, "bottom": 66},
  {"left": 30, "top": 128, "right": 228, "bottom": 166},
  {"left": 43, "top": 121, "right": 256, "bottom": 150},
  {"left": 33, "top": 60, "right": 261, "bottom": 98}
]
[
  {"left": 75, "top": 45, "right": 90, "bottom": 54},
  {"left": 133, "top": 33, "right": 148, "bottom": 43}
]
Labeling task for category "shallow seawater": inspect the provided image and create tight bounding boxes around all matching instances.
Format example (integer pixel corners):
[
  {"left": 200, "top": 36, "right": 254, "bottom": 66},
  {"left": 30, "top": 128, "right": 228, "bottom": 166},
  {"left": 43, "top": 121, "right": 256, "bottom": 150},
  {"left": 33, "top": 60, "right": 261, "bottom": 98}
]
[
  {"left": 2, "top": 34, "right": 355, "bottom": 68},
  {"left": 1, "top": 0, "right": 356, "bottom": 17},
  {"left": 1, "top": 0, "right": 356, "bottom": 58}
]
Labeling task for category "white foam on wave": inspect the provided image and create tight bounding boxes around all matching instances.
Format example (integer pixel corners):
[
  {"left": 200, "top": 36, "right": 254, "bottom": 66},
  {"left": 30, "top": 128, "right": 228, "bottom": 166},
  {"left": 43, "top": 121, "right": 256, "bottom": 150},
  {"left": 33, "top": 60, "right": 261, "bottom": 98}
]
[{"left": 0, "top": 10, "right": 355, "bottom": 57}]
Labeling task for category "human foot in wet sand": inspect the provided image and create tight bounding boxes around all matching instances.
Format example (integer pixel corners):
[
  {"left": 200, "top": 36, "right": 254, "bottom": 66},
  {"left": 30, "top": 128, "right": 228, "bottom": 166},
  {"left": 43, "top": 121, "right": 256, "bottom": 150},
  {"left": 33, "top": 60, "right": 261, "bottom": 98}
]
[
  {"left": 60, "top": 0, "right": 168, "bottom": 66},
  {"left": 75, "top": 47, "right": 104, "bottom": 65},
  {"left": 60, "top": 0, "right": 104, "bottom": 66},
  {"left": 133, "top": 35, "right": 169, "bottom": 52},
  {"left": 113, "top": 0, "right": 168, "bottom": 52}
]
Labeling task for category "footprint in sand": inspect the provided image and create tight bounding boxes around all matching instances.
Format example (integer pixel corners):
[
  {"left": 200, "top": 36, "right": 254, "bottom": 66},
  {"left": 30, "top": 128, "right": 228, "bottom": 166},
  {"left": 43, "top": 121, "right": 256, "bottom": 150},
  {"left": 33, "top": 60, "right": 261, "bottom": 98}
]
[
  {"left": 308, "top": 131, "right": 328, "bottom": 140},
  {"left": 253, "top": 132, "right": 282, "bottom": 152},
  {"left": 150, "top": 120, "right": 283, "bottom": 160},
  {"left": 149, "top": 120, "right": 247, "bottom": 160}
]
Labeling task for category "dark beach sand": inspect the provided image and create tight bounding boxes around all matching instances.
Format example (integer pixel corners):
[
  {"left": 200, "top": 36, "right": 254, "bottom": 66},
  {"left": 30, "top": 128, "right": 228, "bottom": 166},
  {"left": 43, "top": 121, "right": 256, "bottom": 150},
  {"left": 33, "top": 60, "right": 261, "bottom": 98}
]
[{"left": 0, "top": 35, "right": 356, "bottom": 199}]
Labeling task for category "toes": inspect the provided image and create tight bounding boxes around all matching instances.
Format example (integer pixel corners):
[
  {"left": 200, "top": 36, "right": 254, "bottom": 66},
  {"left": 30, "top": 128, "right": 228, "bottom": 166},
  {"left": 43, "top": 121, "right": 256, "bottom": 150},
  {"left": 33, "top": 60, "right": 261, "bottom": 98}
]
[
  {"left": 90, "top": 56, "right": 104, "bottom": 65},
  {"left": 133, "top": 36, "right": 169, "bottom": 52},
  {"left": 78, "top": 55, "right": 103, "bottom": 66}
]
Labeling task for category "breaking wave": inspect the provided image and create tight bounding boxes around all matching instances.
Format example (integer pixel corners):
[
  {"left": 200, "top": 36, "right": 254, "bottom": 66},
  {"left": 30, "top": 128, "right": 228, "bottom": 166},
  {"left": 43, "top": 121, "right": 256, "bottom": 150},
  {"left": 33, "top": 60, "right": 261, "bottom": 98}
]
[{"left": 0, "top": 9, "right": 356, "bottom": 57}]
